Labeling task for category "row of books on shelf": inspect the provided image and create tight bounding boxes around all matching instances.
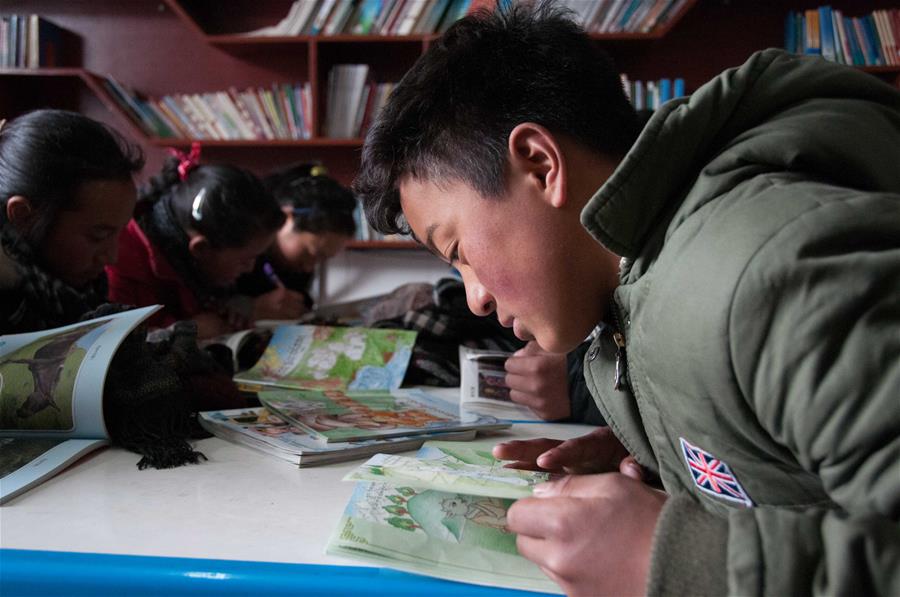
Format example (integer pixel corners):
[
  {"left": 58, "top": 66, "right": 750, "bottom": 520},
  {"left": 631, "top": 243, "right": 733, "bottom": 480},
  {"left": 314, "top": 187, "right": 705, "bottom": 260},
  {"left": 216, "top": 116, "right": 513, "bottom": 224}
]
[
  {"left": 620, "top": 75, "right": 686, "bottom": 111},
  {"left": 247, "top": 0, "right": 478, "bottom": 37},
  {"left": 559, "top": 0, "right": 688, "bottom": 35},
  {"left": 245, "top": 0, "right": 686, "bottom": 38},
  {"left": 0, "top": 15, "right": 68, "bottom": 68},
  {"left": 103, "top": 76, "right": 313, "bottom": 141},
  {"left": 325, "top": 64, "right": 394, "bottom": 139},
  {"left": 785, "top": 7, "right": 900, "bottom": 67}
]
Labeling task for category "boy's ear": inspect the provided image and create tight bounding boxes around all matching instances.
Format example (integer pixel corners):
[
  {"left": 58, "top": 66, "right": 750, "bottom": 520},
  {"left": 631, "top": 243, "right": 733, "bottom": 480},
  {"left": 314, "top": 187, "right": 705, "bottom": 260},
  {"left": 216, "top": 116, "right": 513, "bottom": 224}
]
[
  {"left": 5, "top": 196, "right": 35, "bottom": 232},
  {"left": 188, "top": 235, "right": 212, "bottom": 259},
  {"left": 507, "top": 123, "right": 566, "bottom": 208}
]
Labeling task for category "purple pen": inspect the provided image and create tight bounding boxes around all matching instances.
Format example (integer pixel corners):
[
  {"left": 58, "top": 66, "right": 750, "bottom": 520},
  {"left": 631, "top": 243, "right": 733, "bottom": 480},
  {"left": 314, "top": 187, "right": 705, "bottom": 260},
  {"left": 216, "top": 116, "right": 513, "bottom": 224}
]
[{"left": 262, "top": 262, "right": 284, "bottom": 288}]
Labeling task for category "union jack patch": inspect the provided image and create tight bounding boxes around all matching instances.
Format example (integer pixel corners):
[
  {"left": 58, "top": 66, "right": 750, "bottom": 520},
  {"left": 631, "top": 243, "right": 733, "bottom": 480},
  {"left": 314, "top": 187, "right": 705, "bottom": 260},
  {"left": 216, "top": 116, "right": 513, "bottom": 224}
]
[{"left": 679, "top": 438, "right": 753, "bottom": 508}]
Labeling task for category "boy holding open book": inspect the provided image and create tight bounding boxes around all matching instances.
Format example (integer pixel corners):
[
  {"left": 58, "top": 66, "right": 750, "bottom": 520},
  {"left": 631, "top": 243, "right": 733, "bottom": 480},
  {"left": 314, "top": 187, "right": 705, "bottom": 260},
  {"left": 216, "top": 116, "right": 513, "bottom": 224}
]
[{"left": 353, "top": 2, "right": 900, "bottom": 595}]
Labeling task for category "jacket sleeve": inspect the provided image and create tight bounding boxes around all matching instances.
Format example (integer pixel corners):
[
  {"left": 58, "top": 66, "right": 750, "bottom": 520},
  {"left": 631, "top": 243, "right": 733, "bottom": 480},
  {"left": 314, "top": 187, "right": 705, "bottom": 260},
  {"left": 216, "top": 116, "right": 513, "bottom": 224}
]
[
  {"left": 649, "top": 189, "right": 900, "bottom": 596},
  {"left": 566, "top": 342, "right": 606, "bottom": 425}
]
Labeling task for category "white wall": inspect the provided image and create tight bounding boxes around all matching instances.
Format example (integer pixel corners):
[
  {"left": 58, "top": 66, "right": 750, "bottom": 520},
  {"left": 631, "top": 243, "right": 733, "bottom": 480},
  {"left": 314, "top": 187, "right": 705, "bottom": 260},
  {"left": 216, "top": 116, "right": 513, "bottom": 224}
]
[{"left": 318, "top": 249, "right": 454, "bottom": 304}]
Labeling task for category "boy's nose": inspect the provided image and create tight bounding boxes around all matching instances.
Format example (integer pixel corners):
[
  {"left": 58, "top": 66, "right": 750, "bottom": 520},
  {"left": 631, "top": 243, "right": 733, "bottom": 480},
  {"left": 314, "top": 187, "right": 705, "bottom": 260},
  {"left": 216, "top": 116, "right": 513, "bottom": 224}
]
[{"left": 464, "top": 278, "right": 496, "bottom": 317}]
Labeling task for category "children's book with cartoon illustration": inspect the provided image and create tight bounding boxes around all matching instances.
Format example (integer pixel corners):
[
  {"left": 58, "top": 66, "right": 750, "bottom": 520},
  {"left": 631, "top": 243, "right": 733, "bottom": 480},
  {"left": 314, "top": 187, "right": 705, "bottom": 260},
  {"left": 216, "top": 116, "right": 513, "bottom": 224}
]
[
  {"left": 258, "top": 388, "right": 510, "bottom": 444},
  {"left": 234, "top": 325, "right": 418, "bottom": 392},
  {"left": 198, "top": 407, "right": 480, "bottom": 467},
  {"left": 344, "top": 448, "right": 555, "bottom": 499},
  {"left": 458, "top": 346, "right": 542, "bottom": 422},
  {"left": 328, "top": 440, "right": 563, "bottom": 594},
  {"left": 0, "top": 306, "right": 160, "bottom": 504}
]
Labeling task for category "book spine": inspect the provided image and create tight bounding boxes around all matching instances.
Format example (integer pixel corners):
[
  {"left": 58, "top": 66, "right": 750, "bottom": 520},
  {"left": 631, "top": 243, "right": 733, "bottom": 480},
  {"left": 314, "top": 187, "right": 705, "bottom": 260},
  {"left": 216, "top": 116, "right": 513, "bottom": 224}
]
[
  {"left": 818, "top": 6, "right": 835, "bottom": 62},
  {"left": 243, "top": 90, "right": 276, "bottom": 140}
]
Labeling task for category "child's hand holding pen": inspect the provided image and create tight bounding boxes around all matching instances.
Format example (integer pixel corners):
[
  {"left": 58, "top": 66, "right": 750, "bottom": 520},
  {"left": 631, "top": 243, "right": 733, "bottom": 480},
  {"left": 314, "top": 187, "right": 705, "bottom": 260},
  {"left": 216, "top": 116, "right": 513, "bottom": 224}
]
[{"left": 254, "top": 262, "right": 308, "bottom": 320}]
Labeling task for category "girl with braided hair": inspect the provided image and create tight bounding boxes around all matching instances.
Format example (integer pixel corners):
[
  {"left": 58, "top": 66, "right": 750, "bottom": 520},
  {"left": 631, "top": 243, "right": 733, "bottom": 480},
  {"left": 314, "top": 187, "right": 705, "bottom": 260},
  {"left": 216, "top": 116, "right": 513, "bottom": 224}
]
[
  {"left": 106, "top": 144, "right": 286, "bottom": 339},
  {"left": 0, "top": 109, "right": 143, "bottom": 334}
]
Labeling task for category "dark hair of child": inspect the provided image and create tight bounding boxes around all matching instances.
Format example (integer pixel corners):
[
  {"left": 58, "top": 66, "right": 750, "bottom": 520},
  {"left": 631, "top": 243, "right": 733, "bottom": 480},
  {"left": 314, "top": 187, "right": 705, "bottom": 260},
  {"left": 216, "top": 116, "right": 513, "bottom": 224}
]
[
  {"left": 354, "top": 1, "right": 640, "bottom": 235},
  {"left": 139, "top": 157, "right": 285, "bottom": 250},
  {"left": 264, "top": 163, "right": 357, "bottom": 237},
  {"left": 0, "top": 109, "right": 144, "bottom": 245}
]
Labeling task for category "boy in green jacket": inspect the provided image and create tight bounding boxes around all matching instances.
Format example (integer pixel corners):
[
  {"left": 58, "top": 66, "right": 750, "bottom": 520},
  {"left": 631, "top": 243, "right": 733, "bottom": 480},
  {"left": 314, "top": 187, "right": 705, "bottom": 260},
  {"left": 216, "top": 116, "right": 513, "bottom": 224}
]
[{"left": 354, "top": 3, "right": 900, "bottom": 596}]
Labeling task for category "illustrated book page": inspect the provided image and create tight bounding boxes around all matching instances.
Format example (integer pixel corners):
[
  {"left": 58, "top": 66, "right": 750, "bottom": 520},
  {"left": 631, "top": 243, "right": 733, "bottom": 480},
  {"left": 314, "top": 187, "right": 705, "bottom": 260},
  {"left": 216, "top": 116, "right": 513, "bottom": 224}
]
[
  {"left": 198, "top": 407, "right": 477, "bottom": 467},
  {"left": 234, "top": 325, "right": 417, "bottom": 392},
  {"left": 258, "top": 388, "right": 509, "bottom": 444},
  {"left": 459, "top": 346, "right": 542, "bottom": 422},
  {"left": 328, "top": 440, "right": 562, "bottom": 594}
]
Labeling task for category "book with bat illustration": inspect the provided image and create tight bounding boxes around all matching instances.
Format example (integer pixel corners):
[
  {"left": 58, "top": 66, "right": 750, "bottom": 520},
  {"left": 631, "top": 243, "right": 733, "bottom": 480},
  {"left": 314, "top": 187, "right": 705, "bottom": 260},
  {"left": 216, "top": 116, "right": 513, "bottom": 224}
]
[{"left": 0, "top": 306, "right": 159, "bottom": 504}]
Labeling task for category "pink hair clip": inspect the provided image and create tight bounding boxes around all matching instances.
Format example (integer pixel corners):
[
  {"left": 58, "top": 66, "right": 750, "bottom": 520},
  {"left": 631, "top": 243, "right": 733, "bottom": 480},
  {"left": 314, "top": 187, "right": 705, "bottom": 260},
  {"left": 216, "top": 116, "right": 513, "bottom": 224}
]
[{"left": 167, "top": 142, "right": 202, "bottom": 182}]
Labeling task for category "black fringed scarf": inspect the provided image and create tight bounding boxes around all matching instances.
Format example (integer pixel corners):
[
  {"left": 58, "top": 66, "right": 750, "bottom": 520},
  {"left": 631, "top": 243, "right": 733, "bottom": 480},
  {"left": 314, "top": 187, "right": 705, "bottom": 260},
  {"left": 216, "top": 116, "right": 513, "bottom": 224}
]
[{"left": 0, "top": 227, "right": 107, "bottom": 334}]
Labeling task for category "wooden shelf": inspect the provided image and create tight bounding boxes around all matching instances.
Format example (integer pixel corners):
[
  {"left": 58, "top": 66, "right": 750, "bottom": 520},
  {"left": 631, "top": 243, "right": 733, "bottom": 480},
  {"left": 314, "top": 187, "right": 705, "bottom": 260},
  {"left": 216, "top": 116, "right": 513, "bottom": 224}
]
[
  {"left": 152, "top": 138, "right": 364, "bottom": 148},
  {"left": 165, "top": 0, "right": 698, "bottom": 47},
  {"left": 0, "top": 67, "right": 153, "bottom": 143}
]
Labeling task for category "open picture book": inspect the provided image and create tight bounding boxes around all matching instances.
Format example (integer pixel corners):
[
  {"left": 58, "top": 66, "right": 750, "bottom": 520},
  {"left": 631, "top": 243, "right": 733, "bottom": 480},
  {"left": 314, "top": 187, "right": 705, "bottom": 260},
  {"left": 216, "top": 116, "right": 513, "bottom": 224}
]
[
  {"left": 198, "top": 406, "right": 480, "bottom": 467},
  {"left": 234, "top": 325, "right": 417, "bottom": 392},
  {"left": 459, "top": 346, "right": 541, "bottom": 422},
  {"left": 328, "top": 440, "right": 562, "bottom": 594},
  {"left": 0, "top": 306, "right": 159, "bottom": 505},
  {"left": 258, "top": 388, "right": 509, "bottom": 444}
]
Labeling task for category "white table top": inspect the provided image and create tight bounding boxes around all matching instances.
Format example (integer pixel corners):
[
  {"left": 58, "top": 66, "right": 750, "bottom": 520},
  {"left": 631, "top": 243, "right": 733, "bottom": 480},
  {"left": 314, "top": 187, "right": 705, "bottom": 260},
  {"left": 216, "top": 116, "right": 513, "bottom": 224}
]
[{"left": 0, "top": 388, "right": 594, "bottom": 567}]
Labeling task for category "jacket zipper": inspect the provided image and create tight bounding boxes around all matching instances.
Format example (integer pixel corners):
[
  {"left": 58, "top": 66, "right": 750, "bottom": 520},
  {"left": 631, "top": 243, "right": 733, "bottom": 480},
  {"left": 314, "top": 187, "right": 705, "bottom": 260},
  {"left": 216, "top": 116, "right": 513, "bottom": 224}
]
[{"left": 610, "top": 305, "right": 629, "bottom": 391}]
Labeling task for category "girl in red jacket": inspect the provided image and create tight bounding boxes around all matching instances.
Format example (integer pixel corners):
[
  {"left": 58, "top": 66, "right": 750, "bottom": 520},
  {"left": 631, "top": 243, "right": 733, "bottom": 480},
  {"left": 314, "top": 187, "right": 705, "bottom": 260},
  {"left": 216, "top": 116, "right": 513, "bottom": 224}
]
[{"left": 106, "top": 145, "right": 285, "bottom": 339}]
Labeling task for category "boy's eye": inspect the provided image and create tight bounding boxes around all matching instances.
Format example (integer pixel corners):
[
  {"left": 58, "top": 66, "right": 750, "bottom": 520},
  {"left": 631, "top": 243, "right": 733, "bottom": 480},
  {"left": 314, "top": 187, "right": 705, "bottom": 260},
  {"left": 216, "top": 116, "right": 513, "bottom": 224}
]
[{"left": 448, "top": 243, "right": 460, "bottom": 265}]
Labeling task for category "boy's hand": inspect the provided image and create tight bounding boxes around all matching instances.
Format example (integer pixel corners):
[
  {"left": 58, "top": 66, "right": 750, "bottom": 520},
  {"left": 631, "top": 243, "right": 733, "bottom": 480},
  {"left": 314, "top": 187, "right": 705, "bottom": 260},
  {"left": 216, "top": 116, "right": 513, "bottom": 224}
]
[
  {"left": 507, "top": 473, "right": 667, "bottom": 596},
  {"left": 504, "top": 341, "right": 570, "bottom": 420},
  {"left": 493, "top": 427, "right": 631, "bottom": 474}
]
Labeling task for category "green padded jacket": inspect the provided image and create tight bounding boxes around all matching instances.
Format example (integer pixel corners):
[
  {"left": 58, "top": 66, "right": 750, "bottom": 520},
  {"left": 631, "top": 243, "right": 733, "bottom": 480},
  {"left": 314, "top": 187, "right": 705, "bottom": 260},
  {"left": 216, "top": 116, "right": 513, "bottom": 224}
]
[{"left": 580, "top": 49, "right": 900, "bottom": 596}]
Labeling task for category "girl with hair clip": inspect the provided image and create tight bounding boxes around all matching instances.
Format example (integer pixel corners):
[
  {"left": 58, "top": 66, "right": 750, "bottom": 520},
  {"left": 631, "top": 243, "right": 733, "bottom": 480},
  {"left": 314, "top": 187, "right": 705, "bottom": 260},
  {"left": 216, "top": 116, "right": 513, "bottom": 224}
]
[
  {"left": 236, "top": 162, "right": 357, "bottom": 318},
  {"left": 0, "top": 109, "right": 143, "bottom": 334},
  {"left": 106, "top": 143, "right": 286, "bottom": 339}
]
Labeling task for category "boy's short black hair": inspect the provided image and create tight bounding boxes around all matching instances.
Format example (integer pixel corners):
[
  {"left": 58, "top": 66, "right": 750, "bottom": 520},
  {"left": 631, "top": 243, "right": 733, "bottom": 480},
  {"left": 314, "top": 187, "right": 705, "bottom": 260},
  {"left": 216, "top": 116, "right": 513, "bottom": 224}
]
[
  {"left": 354, "top": 1, "right": 640, "bottom": 236},
  {"left": 0, "top": 109, "right": 144, "bottom": 244},
  {"left": 264, "top": 163, "right": 357, "bottom": 237}
]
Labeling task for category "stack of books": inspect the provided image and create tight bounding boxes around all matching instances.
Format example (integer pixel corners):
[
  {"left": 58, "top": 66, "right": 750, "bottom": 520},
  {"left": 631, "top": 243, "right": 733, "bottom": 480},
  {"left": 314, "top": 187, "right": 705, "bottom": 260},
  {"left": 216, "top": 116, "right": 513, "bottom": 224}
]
[
  {"left": 620, "top": 75, "right": 686, "bottom": 111},
  {"left": 201, "top": 325, "right": 510, "bottom": 466},
  {"left": 785, "top": 6, "right": 900, "bottom": 67},
  {"left": 0, "top": 15, "right": 69, "bottom": 68},
  {"left": 102, "top": 77, "right": 312, "bottom": 140},
  {"left": 324, "top": 64, "right": 394, "bottom": 139}
]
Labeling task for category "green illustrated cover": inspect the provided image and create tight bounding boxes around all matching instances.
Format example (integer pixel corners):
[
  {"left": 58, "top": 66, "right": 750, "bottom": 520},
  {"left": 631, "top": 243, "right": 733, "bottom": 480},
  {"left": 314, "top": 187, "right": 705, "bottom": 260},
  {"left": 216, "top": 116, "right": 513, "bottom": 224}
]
[
  {"left": 235, "top": 325, "right": 417, "bottom": 391},
  {"left": 328, "top": 440, "right": 562, "bottom": 594}
]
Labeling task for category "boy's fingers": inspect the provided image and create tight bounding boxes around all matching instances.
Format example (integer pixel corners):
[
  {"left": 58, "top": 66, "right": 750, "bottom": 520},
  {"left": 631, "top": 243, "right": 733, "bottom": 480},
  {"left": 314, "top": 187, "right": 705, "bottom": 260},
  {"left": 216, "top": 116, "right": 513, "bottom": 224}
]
[
  {"left": 493, "top": 438, "right": 563, "bottom": 462},
  {"left": 532, "top": 474, "right": 614, "bottom": 499},
  {"left": 512, "top": 340, "right": 544, "bottom": 358},
  {"left": 619, "top": 456, "right": 644, "bottom": 480},
  {"left": 535, "top": 435, "right": 600, "bottom": 470}
]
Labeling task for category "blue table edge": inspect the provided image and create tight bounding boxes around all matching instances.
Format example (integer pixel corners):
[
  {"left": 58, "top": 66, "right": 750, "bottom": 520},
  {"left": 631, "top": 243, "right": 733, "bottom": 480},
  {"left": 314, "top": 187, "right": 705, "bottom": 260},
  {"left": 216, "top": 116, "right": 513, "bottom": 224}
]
[{"left": 0, "top": 549, "right": 557, "bottom": 596}]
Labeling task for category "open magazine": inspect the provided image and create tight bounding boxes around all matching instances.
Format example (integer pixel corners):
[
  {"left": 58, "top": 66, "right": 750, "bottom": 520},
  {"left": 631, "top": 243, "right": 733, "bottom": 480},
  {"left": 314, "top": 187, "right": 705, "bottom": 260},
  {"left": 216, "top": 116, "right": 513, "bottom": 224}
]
[
  {"left": 198, "top": 407, "right": 479, "bottom": 467},
  {"left": 459, "top": 346, "right": 541, "bottom": 422},
  {"left": 234, "top": 325, "right": 417, "bottom": 392},
  {"left": 258, "top": 388, "right": 510, "bottom": 444},
  {"left": 0, "top": 306, "right": 159, "bottom": 504},
  {"left": 328, "top": 440, "right": 563, "bottom": 594}
]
